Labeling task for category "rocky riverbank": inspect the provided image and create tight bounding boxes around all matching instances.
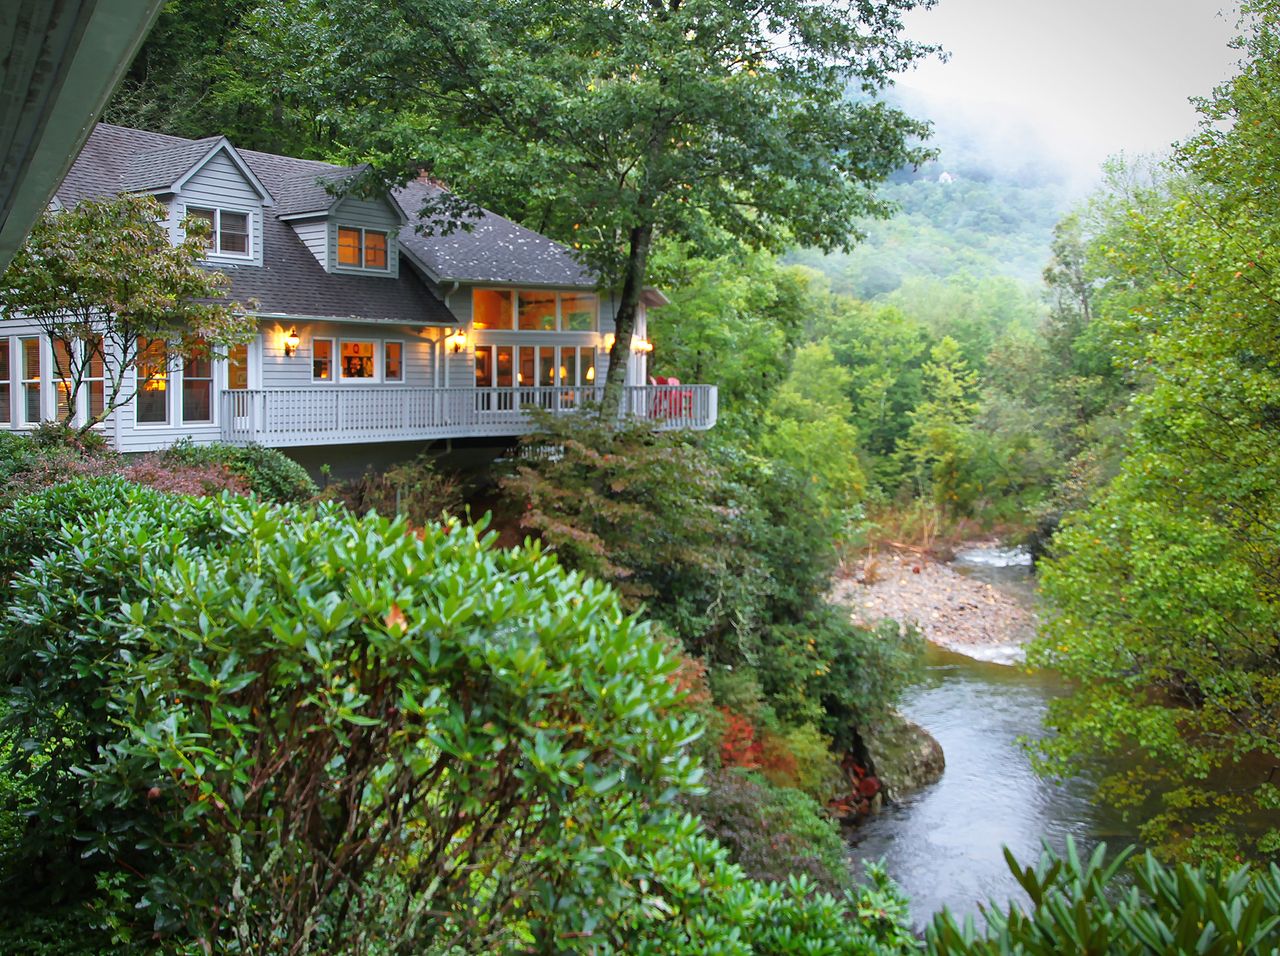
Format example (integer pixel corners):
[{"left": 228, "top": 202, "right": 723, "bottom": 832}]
[{"left": 831, "top": 545, "right": 1037, "bottom": 664}]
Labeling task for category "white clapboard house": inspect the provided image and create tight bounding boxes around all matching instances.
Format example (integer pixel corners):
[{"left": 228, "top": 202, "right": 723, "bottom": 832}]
[{"left": 0, "top": 124, "right": 716, "bottom": 462}]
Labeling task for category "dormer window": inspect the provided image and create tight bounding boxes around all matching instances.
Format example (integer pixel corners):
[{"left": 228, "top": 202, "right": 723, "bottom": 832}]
[
  {"left": 337, "top": 226, "right": 388, "bottom": 270},
  {"left": 187, "top": 207, "right": 251, "bottom": 257}
]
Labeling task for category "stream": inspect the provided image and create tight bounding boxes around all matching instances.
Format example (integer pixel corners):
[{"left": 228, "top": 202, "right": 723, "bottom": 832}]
[{"left": 847, "top": 546, "right": 1137, "bottom": 927}]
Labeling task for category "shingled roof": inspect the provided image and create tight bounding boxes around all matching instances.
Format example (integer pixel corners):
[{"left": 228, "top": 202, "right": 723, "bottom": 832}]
[{"left": 54, "top": 124, "right": 603, "bottom": 325}]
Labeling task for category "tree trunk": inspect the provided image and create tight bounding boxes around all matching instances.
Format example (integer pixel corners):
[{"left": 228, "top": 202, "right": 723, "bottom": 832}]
[{"left": 600, "top": 223, "right": 654, "bottom": 419}]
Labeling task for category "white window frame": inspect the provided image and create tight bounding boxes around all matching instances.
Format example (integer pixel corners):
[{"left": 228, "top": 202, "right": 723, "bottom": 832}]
[
  {"left": 312, "top": 337, "right": 335, "bottom": 383},
  {"left": 383, "top": 340, "right": 405, "bottom": 383},
  {"left": 185, "top": 205, "right": 253, "bottom": 260},
  {"left": 335, "top": 226, "right": 390, "bottom": 272},
  {"left": 337, "top": 338, "right": 381, "bottom": 383},
  {"left": 0, "top": 336, "right": 12, "bottom": 428},
  {"left": 181, "top": 352, "right": 216, "bottom": 424}
]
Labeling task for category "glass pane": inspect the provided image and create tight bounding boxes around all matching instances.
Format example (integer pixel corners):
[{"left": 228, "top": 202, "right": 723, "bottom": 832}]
[
  {"left": 21, "top": 338, "right": 41, "bottom": 423},
  {"left": 384, "top": 342, "right": 403, "bottom": 381},
  {"left": 340, "top": 341, "right": 376, "bottom": 379},
  {"left": 337, "top": 227, "right": 361, "bottom": 267},
  {"left": 496, "top": 346, "right": 513, "bottom": 388},
  {"left": 88, "top": 379, "right": 105, "bottom": 420},
  {"left": 51, "top": 340, "right": 72, "bottom": 379},
  {"left": 0, "top": 340, "right": 9, "bottom": 423},
  {"left": 563, "top": 349, "right": 578, "bottom": 387},
  {"left": 519, "top": 291, "right": 557, "bottom": 331},
  {"left": 229, "top": 343, "right": 249, "bottom": 390},
  {"left": 183, "top": 380, "right": 212, "bottom": 422},
  {"left": 185, "top": 354, "right": 212, "bottom": 379},
  {"left": 364, "top": 231, "right": 388, "bottom": 269},
  {"left": 581, "top": 348, "right": 596, "bottom": 386},
  {"left": 187, "top": 207, "right": 215, "bottom": 248},
  {"left": 475, "top": 347, "right": 493, "bottom": 388},
  {"left": 561, "top": 293, "right": 597, "bottom": 331},
  {"left": 219, "top": 212, "right": 249, "bottom": 254},
  {"left": 518, "top": 347, "right": 534, "bottom": 387},
  {"left": 539, "top": 346, "right": 555, "bottom": 386},
  {"left": 313, "top": 339, "right": 332, "bottom": 381},
  {"left": 472, "top": 289, "right": 513, "bottom": 330},
  {"left": 136, "top": 337, "right": 168, "bottom": 424}
]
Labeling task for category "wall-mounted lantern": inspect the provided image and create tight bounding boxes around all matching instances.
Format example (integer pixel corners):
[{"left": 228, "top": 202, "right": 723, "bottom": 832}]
[
  {"left": 632, "top": 338, "right": 654, "bottom": 354},
  {"left": 283, "top": 326, "right": 300, "bottom": 358},
  {"left": 447, "top": 328, "right": 468, "bottom": 353}
]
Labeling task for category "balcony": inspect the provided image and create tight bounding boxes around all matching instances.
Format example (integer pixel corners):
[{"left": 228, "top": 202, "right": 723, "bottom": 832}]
[{"left": 218, "top": 384, "right": 717, "bottom": 447}]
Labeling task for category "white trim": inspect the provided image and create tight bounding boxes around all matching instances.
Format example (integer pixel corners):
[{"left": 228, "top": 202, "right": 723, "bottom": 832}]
[{"left": 337, "top": 336, "right": 383, "bottom": 383}]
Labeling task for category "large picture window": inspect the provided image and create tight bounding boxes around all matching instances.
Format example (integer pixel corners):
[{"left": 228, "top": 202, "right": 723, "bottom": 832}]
[
  {"left": 473, "top": 289, "right": 599, "bottom": 332},
  {"left": 187, "top": 207, "right": 251, "bottom": 257}
]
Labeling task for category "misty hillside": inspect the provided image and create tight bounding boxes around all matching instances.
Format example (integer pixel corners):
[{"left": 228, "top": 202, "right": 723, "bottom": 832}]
[{"left": 787, "top": 88, "right": 1080, "bottom": 299}]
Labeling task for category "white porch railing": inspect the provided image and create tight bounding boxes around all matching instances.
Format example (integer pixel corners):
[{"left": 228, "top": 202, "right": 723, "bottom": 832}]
[{"left": 218, "top": 384, "right": 717, "bottom": 447}]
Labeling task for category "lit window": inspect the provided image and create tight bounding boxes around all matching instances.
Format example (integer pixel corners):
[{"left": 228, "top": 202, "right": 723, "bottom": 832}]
[
  {"left": 561, "top": 293, "right": 598, "bottom": 331},
  {"left": 228, "top": 343, "right": 249, "bottom": 391},
  {"left": 52, "top": 340, "right": 74, "bottom": 421},
  {"left": 496, "top": 346, "right": 513, "bottom": 388},
  {"left": 313, "top": 338, "right": 334, "bottom": 381},
  {"left": 136, "top": 337, "right": 168, "bottom": 424},
  {"left": 187, "top": 207, "right": 252, "bottom": 257},
  {"left": 20, "top": 337, "right": 41, "bottom": 425},
  {"left": 337, "top": 227, "right": 361, "bottom": 266},
  {"left": 84, "top": 338, "right": 106, "bottom": 421},
  {"left": 384, "top": 341, "right": 404, "bottom": 382},
  {"left": 340, "top": 341, "right": 376, "bottom": 379},
  {"left": 336, "top": 227, "right": 389, "bottom": 270},
  {"left": 472, "top": 289, "right": 513, "bottom": 330},
  {"left": 519, "top": 292, "right": 557, "bottom": 331},
  {"left": 475, "top": 346, "right": 493, "bottom": 389},
  {"left": 183, "top": 349, "right": 213, "bottom": 423}
]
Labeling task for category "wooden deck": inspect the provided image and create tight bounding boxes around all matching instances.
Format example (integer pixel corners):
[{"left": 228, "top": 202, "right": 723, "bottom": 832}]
[{"left": 218, "top": 384, "right": 717, "bottom": 446}]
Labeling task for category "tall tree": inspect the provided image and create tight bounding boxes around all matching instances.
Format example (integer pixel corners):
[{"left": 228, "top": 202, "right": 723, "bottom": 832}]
[
  {"left": 254, "top": 0, "right": 935, "bottom": 413},
  {"left": 1033, "top": 1, "right": 1280, "bottom": 861}
]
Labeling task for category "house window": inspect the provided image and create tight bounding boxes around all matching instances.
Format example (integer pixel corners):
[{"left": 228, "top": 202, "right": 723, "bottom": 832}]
[
  {"left": 562, "top": 293, "right": 598, "bottom": 331},
  {"left": 83, "top": 338, "right": 106, "bottom": 421},
  {"left": 0, "top": 340, "right": 11, "bottom": 425},
  {"left": 51, "top": 340, "right": 74, "bottom": 421},
  {"left": 473, "top": 289, "right": 514, "bottom": 330},
  {"left": 313, "top": 338, "right": 334, "bottom": 382},
  {"left": 336, "top": 227, "right": 389, "bottom": 270},
  {"left": 519, "top": 292, "right": 558, "bottom": 331},
  {"left": 183, "top": 352, "right": 213, "bottom": 423},
  {"left": 580, "top": 347, "right": 596, "bottom": 386},
  {"left": 20, "top": 337, "right": 41, "bottom": 425},
  {"left": 539, "top": 346, "right": 556, "bottom": 386},
  {"left": 496, "top": 346, "right": 513, "bottom": 388},
  {"left": 475, "top": 347, "right": 493, "bottom": 389},
  {"left": 340, "top": 340, "right": 376, "bottom": 380},
  {"left": 384, "top": 341, "right": 404, "bottom": 382},
  {"left": 228, "top": 343, "right": 249, "bottom": 390},
  {"left": 187, "top": 207, "right": 251, "bottom": 257},
  {"left": 136, "top": 337, "right": 168, "bottom": 424}
]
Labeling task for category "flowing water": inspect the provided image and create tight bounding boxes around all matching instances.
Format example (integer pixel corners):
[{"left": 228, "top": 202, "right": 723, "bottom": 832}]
[{"left": 847, "top": 546, "right": 1136, "bottom": 927}]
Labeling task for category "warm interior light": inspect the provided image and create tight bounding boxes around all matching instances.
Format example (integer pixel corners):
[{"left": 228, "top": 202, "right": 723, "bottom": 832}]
[
  {"left": 283, "top": 326, "right": 300, "bottom": 358},
  {"left": 632, "top": 338, "right": 654, "bottom": 353},
  {"left": 585, "top": 366, "right": 595, "bottom": 382},
  {"left": 517, "top": 372, "right": 524, "bottom": 384},
  {"left": 603, "top": 333, "right": 615, "bottom": 350},
  {"left": 448, "top": 329, "right": 468, "bottom": 353}
]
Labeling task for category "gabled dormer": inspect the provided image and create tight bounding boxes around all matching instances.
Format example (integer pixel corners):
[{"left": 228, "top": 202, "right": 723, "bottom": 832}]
[
  {"left": 125, "top": 136, "right": 274, "bottom": 267},
  {"left": 276, "top": 167, "right": 407, "bottom": 279}
]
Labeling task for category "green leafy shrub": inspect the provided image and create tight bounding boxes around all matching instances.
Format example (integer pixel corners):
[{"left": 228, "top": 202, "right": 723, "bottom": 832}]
[
  {"left": 158, "top": 439, "right": 316, "bottom": 501},
  {"left": 0, "top": 431, "right": 121, "bottom": 502},
  {"left": 928, "top": 839, "right": 1280, "bottom": 955},
  {"left": 326, "top": 451, "right": 463, "bottom": 523},
  {"left": 684, "top": 769, "right": 852, "bottom": 897}
]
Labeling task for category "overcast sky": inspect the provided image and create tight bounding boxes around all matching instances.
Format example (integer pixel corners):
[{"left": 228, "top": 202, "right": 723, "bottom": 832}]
[{"left": 897, "top": 0, "right": 1243, "bottom": 184}]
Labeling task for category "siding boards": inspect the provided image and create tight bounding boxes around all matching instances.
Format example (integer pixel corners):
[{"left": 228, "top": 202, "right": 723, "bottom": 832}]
[
  {"left": 330, "top": 196, "right": 402, "bottom": 277},
  {"left": 175, "top": 149, "right": 265, "bottom": 266},
  {"left": 290, "top": 218, "right": 327, "bottom": 267}
]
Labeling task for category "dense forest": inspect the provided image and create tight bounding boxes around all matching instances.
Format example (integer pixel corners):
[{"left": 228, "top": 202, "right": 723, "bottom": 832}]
[{"left": 1, "top": 0, "right": 1278, "bottom": 951}]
